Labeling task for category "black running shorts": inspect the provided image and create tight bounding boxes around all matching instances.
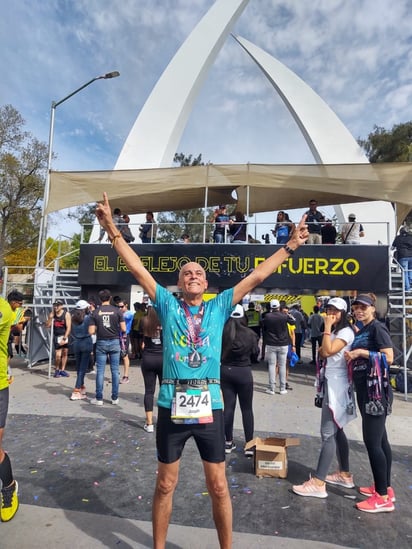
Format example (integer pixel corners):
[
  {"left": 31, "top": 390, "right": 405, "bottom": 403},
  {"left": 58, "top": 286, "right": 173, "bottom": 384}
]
[
  {"left": 0, "top": 387, "right": 9, "bottom": 429},
  {"left": 156, "top": 406, "right": 225, "bottom": 464}
]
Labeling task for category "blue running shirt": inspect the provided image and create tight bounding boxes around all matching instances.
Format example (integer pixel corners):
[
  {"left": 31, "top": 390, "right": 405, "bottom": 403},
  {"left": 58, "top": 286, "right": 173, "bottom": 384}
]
[{"left": 154, "top": 284, "right": 234, "bottom": 410}]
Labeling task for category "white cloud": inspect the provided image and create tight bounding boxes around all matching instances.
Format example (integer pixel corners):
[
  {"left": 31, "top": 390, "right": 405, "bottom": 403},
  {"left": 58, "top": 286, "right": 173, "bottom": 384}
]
[{"left": 2, "top": 0, "right": 412, "bottom": 236}]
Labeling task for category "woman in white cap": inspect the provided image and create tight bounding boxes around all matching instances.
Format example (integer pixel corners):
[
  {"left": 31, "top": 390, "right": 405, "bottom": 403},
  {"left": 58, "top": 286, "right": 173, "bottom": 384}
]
[
  {"left": 293, "top": 297, "right": 356, "bottom": 498},
  {"left": 220, "top": 304, "right": 259, "bottom": 456},
  {"left": 70, "top": 300, "right": 93, "bottom": 400}
]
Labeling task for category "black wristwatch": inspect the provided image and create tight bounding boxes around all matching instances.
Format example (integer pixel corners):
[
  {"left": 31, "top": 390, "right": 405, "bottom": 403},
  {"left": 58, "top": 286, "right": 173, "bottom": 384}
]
[{"left": 283, "top": 244, "right": 295, "bottom": 255}]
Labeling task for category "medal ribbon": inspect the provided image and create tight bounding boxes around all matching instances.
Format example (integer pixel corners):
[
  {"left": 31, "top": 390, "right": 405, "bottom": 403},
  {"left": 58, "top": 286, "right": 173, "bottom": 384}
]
[{"left": 182, "top": 301, "right": 204, "bottom": 349}]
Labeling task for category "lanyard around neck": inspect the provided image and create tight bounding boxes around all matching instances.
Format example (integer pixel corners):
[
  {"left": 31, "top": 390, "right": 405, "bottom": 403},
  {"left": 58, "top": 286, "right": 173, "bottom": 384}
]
[{"left": 182, "top": 301, "right": 204, "bottom": 348}]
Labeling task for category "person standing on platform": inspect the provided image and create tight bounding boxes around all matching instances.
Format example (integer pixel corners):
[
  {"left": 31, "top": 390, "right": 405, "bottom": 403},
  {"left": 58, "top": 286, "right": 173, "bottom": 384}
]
[
  {"left": 272, "top": 211, "right": 293, "bottom": 244},
  {"left": 341, "top": 213, "right": 365, "bottom": 245},
  {"left": 95, "top": 191, "right": 308, "bottom": 549},
  {"left": 391, "top": 226, "right": 412, "bottom": 292},
  {"left": 212, "top": 205, "right": 230, "bottom": 243},
  {"left": 305, "top": 199, "right": 324, "bottom": 244}
]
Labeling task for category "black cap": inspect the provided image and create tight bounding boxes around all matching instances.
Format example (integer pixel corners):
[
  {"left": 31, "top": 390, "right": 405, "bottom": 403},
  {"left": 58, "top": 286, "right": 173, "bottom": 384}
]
[{"left": 352, "top": 294, "right": 374, "bottom": 306}]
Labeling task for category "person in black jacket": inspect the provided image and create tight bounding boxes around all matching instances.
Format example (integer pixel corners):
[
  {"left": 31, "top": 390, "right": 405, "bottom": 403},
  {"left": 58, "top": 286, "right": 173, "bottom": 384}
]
[
  {"left": 220, "top": 305, "right": 259, "bottom": 457},
  {"left": 392, "top": 227, "right": 412, "bottom": 292}
]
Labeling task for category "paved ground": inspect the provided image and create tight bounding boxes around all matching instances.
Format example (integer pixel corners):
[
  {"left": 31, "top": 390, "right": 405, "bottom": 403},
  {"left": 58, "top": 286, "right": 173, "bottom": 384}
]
[{"left": 1, "top": 345, "right": 411, "bottom": 548}]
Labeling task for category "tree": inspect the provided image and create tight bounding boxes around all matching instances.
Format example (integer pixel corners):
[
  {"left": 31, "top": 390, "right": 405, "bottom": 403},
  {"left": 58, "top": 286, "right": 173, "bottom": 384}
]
[
  {"left": 0, "top": 105, "right": 48, "bottom": 269},
  {"left": 157, "top": 153, "right": 214, "bottom": 242},
  {"left": 359, "top": 122, "right": 412, "bottom": 163}
]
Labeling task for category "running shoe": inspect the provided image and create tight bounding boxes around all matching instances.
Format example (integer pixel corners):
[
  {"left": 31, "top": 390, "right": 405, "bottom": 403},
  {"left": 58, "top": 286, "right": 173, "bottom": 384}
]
[
  {"left": 59, "top": 370, "right": 70, "bottom": 377},
  {"left": 144, "top": 424, "right": 154, "bottom": 433},
  {"left": 265, "top": 388, "right": 275, "bottom": 395},
  {"left": 90, "top": 398, "right": 104, "bottom": 406},
  {"left": 111, "top": 398, "right": 119, "bottom": 405},
  {"left": 292, "top": 476, "right": 328, "bottom": 498},
  {"left": 356, "top": 493, "right": 394, "bottom": 513},
  {"left": 359, "top": 484, "right": 396, "bottom": 502},
  {"left": 244, "top": 448, "right": 254, "bottom": 457},
  {"left": 225, "top": 441, "right": 236, "bottom": 454},
  {"left": 1, "top": 480, "right": 19, "bottom": 522},
  {"left": 53, "top": 370, "right": 60, "bottom": 378},
  {"left": 70, "top": 390, "right": 86, "bottom": 401},
  {"left": 325, "top": 471, "right": 355, "bottom": 488}
]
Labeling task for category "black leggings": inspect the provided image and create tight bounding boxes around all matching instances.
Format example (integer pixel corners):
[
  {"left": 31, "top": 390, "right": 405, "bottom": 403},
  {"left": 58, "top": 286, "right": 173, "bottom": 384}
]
[
  {"left": 311, "top": 336, "right": 323, "bottom": 362},
  {"left": 295, "top": 332, "right": 303, "bottom": 359},
  {"left": 220, "top": 365, "right": 254, "bottom": 443},
  {"left": 354, "top": 373, "right": 392, "bottom": 496},
  {"left": 141, "top": 351, "right": 162, "bottom": 412}
]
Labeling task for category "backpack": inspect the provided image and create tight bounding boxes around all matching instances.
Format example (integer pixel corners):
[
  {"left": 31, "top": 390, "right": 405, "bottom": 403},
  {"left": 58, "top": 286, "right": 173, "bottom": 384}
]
[{"left": 395, "top": 370, "right": 412, "bottom": 393}]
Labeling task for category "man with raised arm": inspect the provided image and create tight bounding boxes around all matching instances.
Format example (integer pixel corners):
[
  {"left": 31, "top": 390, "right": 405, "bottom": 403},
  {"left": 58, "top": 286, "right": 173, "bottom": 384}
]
[{"left": 95, "top": 192, "right": 308, "bottom": 549}]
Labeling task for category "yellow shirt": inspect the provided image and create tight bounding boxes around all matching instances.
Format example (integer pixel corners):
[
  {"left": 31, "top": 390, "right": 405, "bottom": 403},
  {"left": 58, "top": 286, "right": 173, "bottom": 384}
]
[{"left": 0, "top": 297, "right": 13, "bottom": 390}]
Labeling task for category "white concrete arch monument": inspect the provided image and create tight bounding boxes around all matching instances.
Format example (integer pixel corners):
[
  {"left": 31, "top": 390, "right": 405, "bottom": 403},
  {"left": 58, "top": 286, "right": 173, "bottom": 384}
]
[{"left": 115, "top": 0, "right": 394, "bottom": 243}]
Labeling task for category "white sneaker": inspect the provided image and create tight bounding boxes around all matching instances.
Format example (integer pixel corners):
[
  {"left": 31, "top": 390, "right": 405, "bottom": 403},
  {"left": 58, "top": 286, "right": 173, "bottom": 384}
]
[
  {"left": 90, "top": 398, "right": 103, "bottom": 406},
  {"left": 280, "top": 389, "right": 288, "bottom": 395},
  {"left": 265, "top": 388, "right": 275, "bottom": 395},
  {"left": 111, "top": 398, "right": 119, "bottom": 405},
  {"left": 144, "top": 424, "right": 154, "bottom": 433}
]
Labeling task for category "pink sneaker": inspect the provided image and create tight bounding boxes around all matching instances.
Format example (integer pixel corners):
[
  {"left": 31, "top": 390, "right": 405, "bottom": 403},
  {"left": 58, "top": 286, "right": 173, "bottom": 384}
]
[
  {"left": 359, "top": 484, "right": 396, "bottom": 502},
  {"left": 325, "top": 471, "right": 355, "bottom": 488},
  {"left": 356, "top": 493, "right": 394, "bottom": 513},
  {"left": 70, "top": 390, "right": 86, "bottom": 401},
  {"left": 292, "top": 476, "right": 327, "bottom": 498}
]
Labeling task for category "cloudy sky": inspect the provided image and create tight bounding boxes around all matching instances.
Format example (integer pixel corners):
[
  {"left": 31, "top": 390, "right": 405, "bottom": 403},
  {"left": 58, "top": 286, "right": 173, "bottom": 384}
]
[{"left": 2, "top": 0, "right": 411, "bottom": 237}]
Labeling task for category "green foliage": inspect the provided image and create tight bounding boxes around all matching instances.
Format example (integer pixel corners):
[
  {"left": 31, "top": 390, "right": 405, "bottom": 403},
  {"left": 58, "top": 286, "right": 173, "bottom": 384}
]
[
  {"left": 173, "top": 152, "right": 204, "bottom": 166},
  {"left": 157, "top": 209, "right": 212, "bottom": 243},
  {"left": 157, "top": 153, "right": 214, "bottom": 242},
  {"left": 359, "top": 122, "right": 412, "bottom": 163},
  {"left": 68, "top": 204, "right": 96, "bottom": 243},
  {"left": 0, "top": 104, "right": 48, "bottom": 269}
]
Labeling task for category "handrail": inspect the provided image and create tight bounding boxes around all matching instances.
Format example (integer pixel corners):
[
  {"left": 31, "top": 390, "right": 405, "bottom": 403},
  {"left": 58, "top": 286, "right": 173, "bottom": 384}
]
[{"left": 81, "top": 219, "right": 392, "bottom": 245}]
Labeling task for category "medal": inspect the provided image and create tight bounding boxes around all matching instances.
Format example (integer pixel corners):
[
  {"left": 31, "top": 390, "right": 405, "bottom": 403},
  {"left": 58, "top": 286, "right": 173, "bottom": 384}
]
[{"left": 188, "top": 350, "right": 202, "bottom": 368}]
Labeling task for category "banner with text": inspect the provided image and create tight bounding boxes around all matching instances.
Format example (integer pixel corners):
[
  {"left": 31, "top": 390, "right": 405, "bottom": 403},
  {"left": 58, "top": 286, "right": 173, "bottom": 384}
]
[{"left": 78, "top": 244, "right": 389, "bottom": 292}]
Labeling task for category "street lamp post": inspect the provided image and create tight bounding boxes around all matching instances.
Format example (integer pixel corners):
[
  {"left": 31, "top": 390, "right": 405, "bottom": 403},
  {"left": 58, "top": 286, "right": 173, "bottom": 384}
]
[{"left": 36, "top": 71, "right": 120, "bottom": 269}]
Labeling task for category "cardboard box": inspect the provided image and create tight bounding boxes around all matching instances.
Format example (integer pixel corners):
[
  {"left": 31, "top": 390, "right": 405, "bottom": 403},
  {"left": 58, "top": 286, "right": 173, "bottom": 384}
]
[{"left": 245, "top": 437, "right": 300, "bottom": 479}]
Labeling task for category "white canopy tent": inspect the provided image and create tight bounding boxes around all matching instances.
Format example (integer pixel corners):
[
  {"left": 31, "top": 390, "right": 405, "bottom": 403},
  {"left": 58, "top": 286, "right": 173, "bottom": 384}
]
[{"left": 48, "top": 162, "right": 412, "bottom": 230}]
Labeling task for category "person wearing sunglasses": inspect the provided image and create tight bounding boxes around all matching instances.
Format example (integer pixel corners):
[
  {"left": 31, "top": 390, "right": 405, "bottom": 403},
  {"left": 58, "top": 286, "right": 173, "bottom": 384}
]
[{"left": 344, "top": 293, "right": 395, "bottom": 513}]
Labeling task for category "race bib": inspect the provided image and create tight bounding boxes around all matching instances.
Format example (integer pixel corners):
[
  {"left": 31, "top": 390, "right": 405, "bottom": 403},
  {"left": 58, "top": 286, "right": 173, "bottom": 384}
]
[{"left": 171, "top": 383, "right": 213, "bottom": 424}]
